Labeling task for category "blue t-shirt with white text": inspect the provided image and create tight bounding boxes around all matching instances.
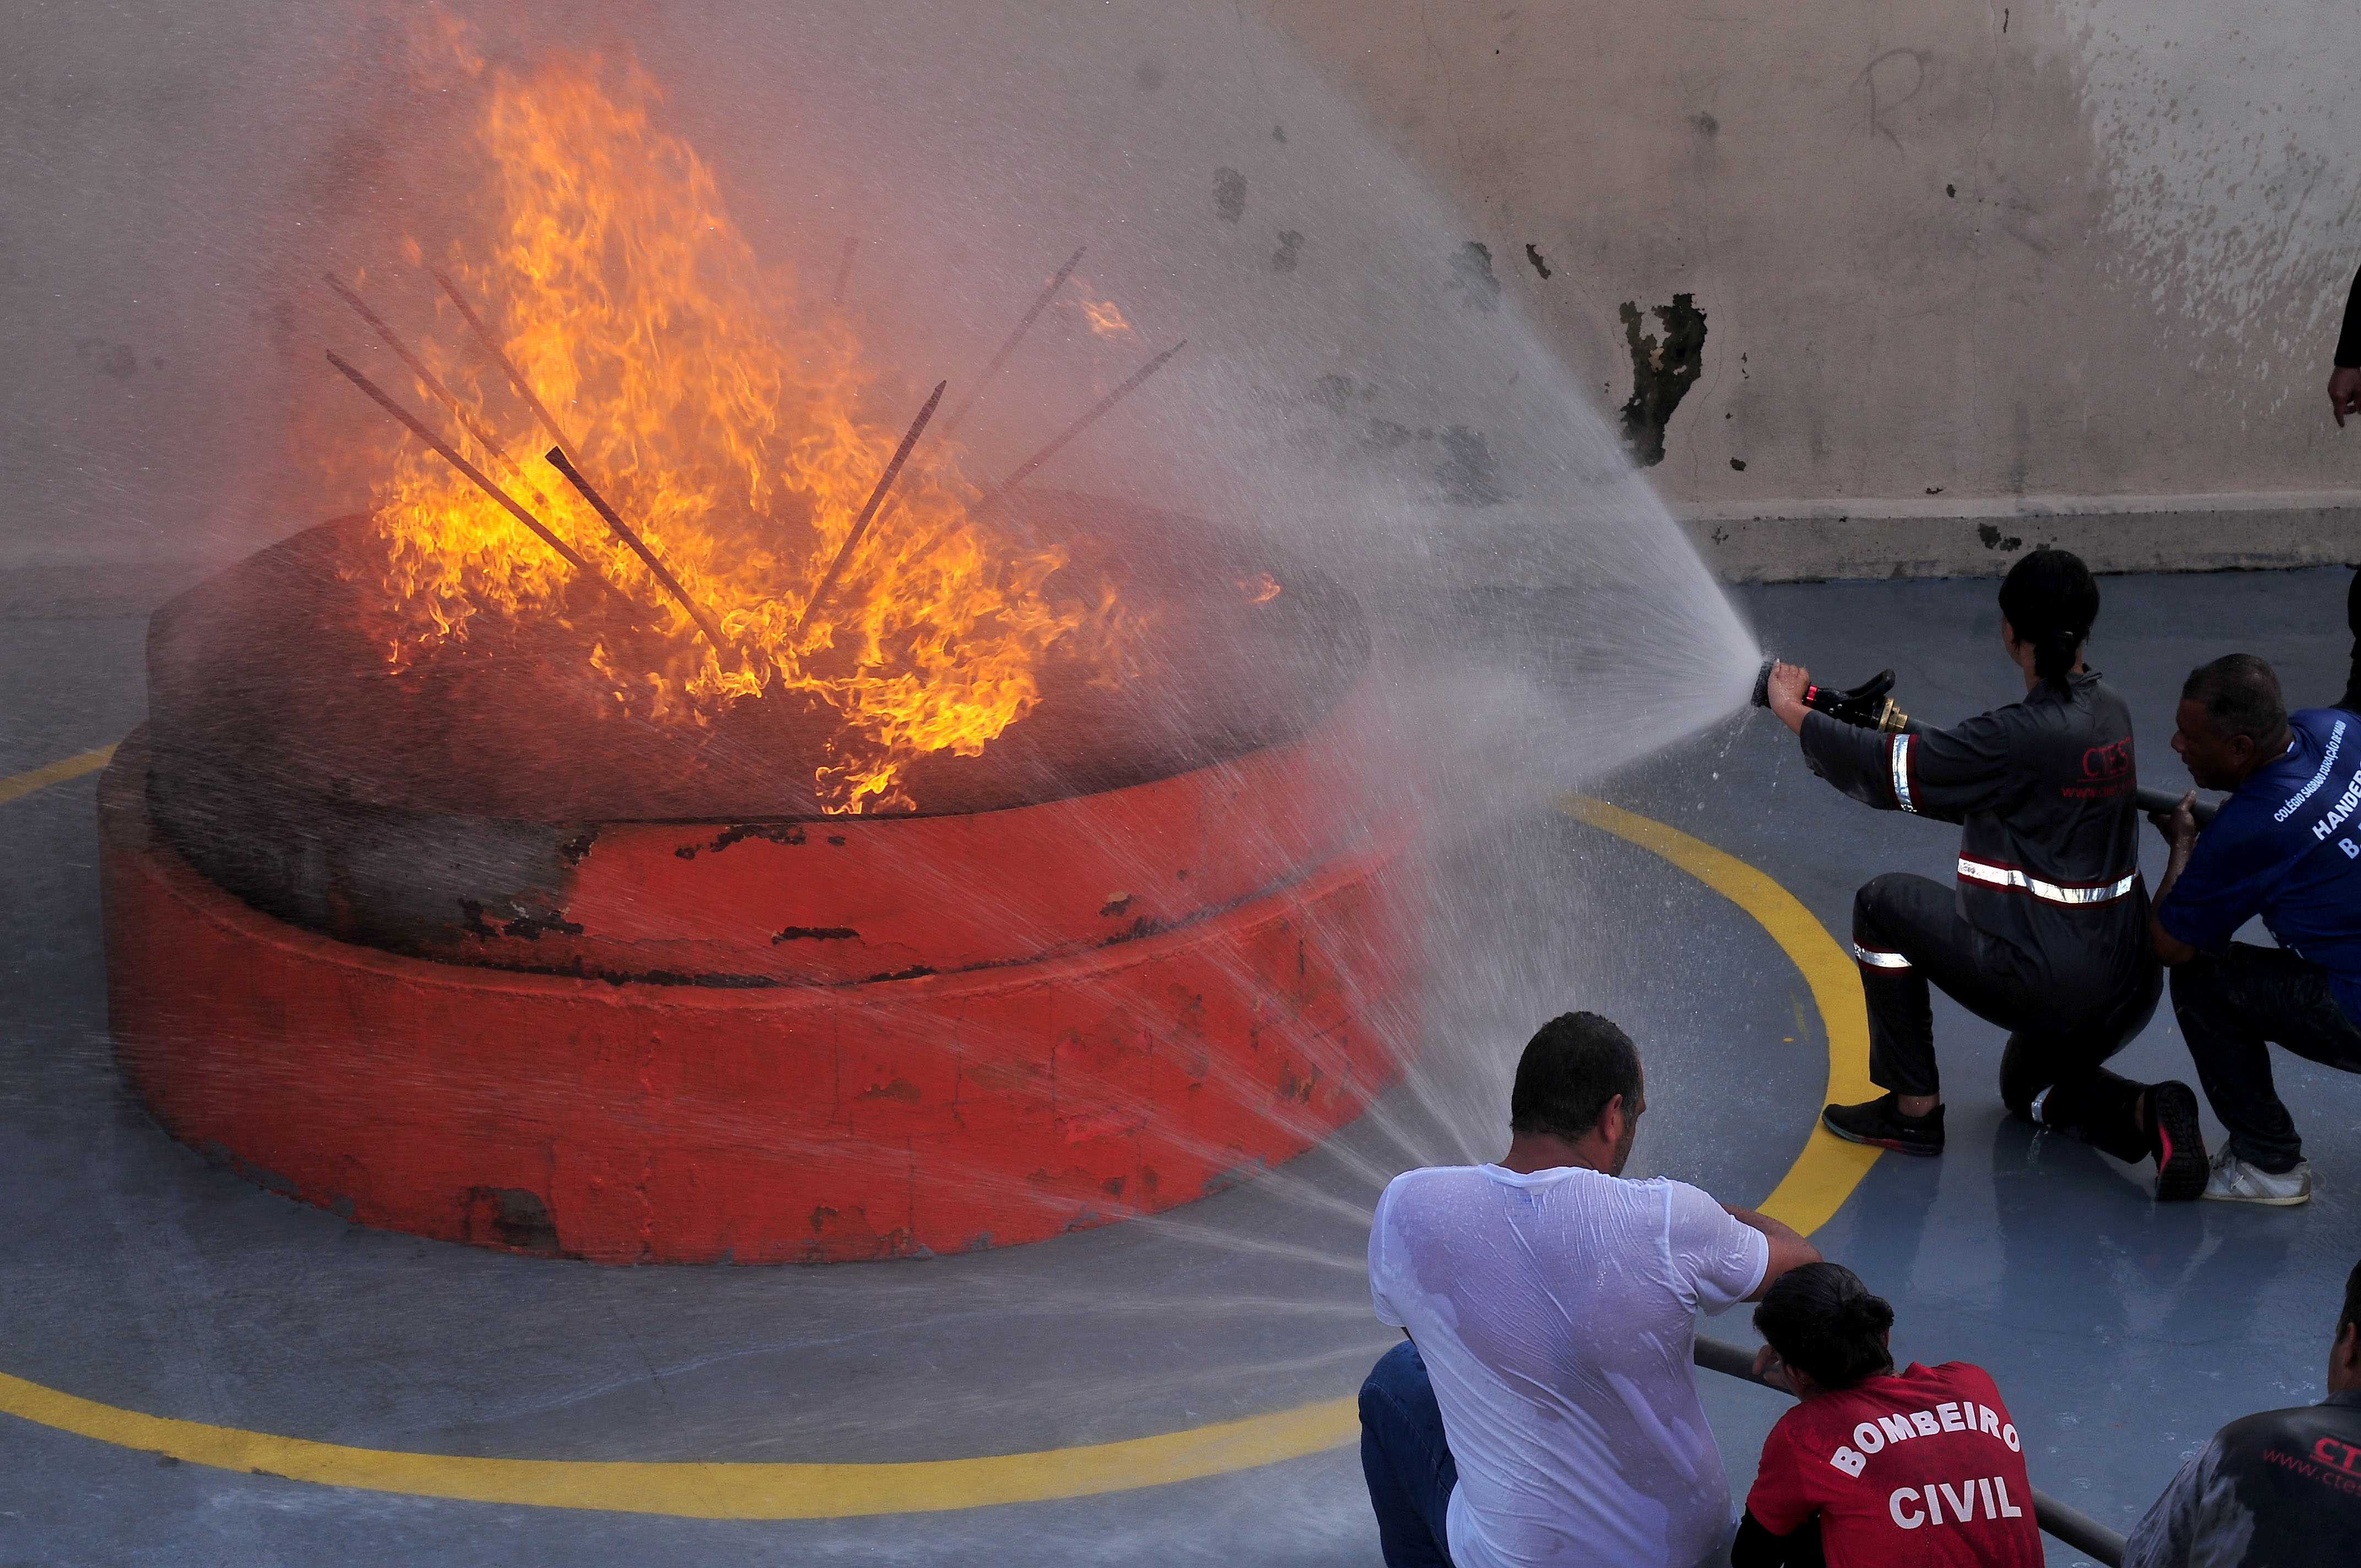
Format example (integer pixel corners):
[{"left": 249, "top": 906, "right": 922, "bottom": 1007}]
[{"left": 2158, "top": 708, "right": 2361, "bottom": 1020}]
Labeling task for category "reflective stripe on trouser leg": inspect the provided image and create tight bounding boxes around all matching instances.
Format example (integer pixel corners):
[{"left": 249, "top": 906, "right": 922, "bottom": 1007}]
[{"left": 1854, "top": 876, "right": 1942, "bottom": 1098}]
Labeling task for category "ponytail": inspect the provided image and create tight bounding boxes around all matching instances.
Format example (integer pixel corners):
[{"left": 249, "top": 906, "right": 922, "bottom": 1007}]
[
  {"left": 1753, "top": 1262, "right": 1896, "bottom": 1392},
  {"left": 1998, "top": 549, "right": 2099, "bottom": 694},
  {"left": 2034, "top": 626, "right": 2081, "bottom": 686}
]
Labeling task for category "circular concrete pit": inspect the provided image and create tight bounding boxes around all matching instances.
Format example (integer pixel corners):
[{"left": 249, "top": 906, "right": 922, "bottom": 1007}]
[{"left": 104, "top": 498, "right": 1414, "bottom": 1262}]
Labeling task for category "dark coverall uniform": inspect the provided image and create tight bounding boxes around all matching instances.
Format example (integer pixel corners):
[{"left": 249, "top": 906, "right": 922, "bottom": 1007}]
[
  {"left": 2123, "top": 1389, "right": 2361, "bottom": 1566},
  {"left": 1799, "top": 670, "right": 2163, "bottom": 1159}
]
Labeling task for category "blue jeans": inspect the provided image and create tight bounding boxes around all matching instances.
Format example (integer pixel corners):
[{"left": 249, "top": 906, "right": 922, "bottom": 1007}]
[{"left": 1360, "top": 1341, "right": 1459, "bottom": 1568}]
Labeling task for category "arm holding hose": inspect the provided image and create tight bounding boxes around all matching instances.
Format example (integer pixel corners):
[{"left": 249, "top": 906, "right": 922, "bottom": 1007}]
[
  {"left": 1762, "top": 660, "right": 2016, "bottom": 823},
  {"left": 2145, "top": 791, "right": 2205, "bottom": 966},
  {"left": 1723, "top": 1204, "right": 1820, "bottom": 1303},
  {"left": 1769, "top": 657, "right": 2220, "bottom": 827}
]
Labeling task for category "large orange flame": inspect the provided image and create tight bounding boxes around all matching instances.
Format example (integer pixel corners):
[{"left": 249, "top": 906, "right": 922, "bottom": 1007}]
[{"left": 363, "top": 53, "right": 1108, "bottom": 813}]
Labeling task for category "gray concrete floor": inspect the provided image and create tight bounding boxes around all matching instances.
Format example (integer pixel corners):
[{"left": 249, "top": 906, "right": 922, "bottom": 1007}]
[{"left": 4, "top": 568, "right": 2357, "bottom": 1564}]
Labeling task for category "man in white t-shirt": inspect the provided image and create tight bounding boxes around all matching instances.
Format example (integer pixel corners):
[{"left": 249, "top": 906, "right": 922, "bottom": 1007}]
[{"left": 1361, "top": 1011, "right": 1820, "bottom": 1568}]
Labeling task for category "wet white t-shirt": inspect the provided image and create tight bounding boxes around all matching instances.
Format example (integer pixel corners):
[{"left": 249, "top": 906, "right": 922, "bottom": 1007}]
[{"left": 1368, "top": 1163, "right": 1769, "bottom": 1568}]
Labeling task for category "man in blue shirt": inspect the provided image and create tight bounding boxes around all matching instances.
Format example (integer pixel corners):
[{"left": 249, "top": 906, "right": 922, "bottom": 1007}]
[{"left": 2151, "top": 654, "right": 2361, "bottom": 1204}]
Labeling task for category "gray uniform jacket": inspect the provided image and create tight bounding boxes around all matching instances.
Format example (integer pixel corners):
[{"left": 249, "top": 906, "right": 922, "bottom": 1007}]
[
  {"left": 2123, "top": 1389, "right": 2361, "bottom": 1567},
  {"left": 1798, "top": 671, "right": 2151, "bottom": 1007}
]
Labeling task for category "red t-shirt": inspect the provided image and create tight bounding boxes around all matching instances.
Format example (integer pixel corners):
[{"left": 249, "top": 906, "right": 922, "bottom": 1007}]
[{"left": 1745, "top": 1362, "right": 2045, "bottom": 1567}]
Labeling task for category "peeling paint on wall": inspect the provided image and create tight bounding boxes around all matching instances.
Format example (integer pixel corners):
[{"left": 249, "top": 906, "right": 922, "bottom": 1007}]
[
  {"left": 1448, "top": 241, "right": 1500, "bottom": 310},
  {"left": 1434, "top": 424, "right": 1506, "bottom": 505},
  {"left": 1213, "top": 166, "right": 1246, "bottom": 222},
  {"left": 1618, "top": 294, "right": 1706, "bottom": 467}
]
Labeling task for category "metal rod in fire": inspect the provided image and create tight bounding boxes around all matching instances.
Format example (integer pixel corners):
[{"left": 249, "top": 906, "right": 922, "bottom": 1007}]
[
  {"left": 903, "top": 339, "right": 1189, "bottom": 570},
  {"left": 973, "top": 339, "right": 1188, "bottom": 517},
  {"left": 937, "top": 245, "right": 1087, "bottom": 437},
  {"left": 431, "top": 269, "right": 588, "bottom": 475},
  {"left": 796, "top": 380, "right": 948, "bottom": 633},
  {"left": 542, "top": 448, "right": 731, "bottom": 654},
  {"left": 324, "top": 350, "right": 597, "bottom": 580},
  {"left": 322, "top": 274, "right": 524, "bottom": 483}
]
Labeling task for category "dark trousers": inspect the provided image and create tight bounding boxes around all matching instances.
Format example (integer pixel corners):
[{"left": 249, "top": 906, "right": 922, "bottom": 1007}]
[
  {"left": 1360, "top": 1341, "right": 1458, "bottom": 1568},
  {"left": 1853, "top": 872, "right": 2161, "bottom": 1163},
  {"left": 2170, "top": 944, "right": 2361, "bottom": 1171}
]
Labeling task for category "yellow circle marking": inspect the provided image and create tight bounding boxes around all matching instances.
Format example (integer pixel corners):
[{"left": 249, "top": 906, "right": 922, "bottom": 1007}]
[
  {"left": 0, "top": 744, "right": 116, "bottom": 806},
  {"left": 1557, "top": 793, "right": 1881, "bottom": 1235},
  {"left": 0, "top": 761, "right": 1875, "bottom": 1517}
]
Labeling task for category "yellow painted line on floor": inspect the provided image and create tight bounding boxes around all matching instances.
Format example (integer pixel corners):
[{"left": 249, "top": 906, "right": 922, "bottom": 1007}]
[
  {"left": 0, "top": 764, "right": 1871, "bottom": 1517},
  {"left": 0, "top": 1367, "right": 1356, "bottom": 1519},
  {"left": 0, "top": 744, "right": 116, "bottom": 807},
  {"left": 1558, "top": 793, "right": 1880, "bottom": 1234}
]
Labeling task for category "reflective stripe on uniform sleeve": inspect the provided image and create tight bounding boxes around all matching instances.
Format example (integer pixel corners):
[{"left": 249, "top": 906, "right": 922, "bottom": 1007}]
[
  {"left": 1853, "top": 943, "right": 1913, "bottom": 970},
  {"left": 1956, "top": 856, "right": 2139, "bottom": 905},
  {"left": 1889, "top": 733, "right": 1917, "bottom": 814}
]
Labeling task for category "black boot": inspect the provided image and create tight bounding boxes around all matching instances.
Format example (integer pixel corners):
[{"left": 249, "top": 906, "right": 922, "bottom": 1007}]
[
  {"left": 1824, "top": 1093, "right": 1945, "bottom": 1156},
  {"left": 2146, "top": 1081, "right": 2209, "bottom": 1201}
]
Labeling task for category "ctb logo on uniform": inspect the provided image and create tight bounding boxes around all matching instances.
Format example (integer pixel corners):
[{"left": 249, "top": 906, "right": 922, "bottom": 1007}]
[
  {"left": 2081, "top": 738, "right": 2133, "bottom": 781},
  {"left": 2316, "top": 1434, "right": 2361, "bottom": 1474}
]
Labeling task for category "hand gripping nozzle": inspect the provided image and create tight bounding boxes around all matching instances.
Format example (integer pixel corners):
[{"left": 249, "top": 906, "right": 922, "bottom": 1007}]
[{"left": 1751, "top": 657, "right": 1912, "bottom": 734}]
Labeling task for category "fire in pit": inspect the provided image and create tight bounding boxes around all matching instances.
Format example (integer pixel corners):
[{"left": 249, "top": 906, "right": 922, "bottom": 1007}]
[
  {"left": 101, "top": 50, "right": 1413, "bottom": 1264},
  {"left": 317, "top": 53, "right": 1193, "bottom": 819}
]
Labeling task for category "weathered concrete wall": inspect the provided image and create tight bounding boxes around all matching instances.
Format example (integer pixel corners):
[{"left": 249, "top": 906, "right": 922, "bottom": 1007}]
[
  {"left": 10, "top": 3, "right": 2357, "bottom": 592},
  {"left": 1266, "top": 0, "right": 2361, "bottom": 577}
]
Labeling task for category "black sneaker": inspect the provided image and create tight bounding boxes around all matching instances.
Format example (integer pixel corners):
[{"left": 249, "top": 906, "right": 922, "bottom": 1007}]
[
  {"left": 2147, "top": 1081, "right": 2208, "bottom": 1201},
  {"left": 1823, "top": 1094, "right": 1945, "bottom": 1156}
]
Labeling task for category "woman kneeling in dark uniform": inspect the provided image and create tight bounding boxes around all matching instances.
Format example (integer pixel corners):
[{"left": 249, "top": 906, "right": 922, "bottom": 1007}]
[{"left": 1764, "top": 549, "right": 2207, "bottom": 1199}]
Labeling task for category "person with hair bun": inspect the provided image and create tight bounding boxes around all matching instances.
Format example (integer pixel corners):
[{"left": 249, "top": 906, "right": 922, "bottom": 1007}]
[
  {"left": 1764, "top": 549, "right": 2207, "bottom": 1200},
  {"left": 1734, "top": 1263, "right": 2043, "bottom": 1567}
]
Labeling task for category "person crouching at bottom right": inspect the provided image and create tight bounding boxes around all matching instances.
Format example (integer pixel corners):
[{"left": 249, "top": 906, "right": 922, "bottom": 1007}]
[
  {"left": 1734, "top": 1264, "right": 2043, "bottom": 1567},
  {"left": 2123, "top": 1255, "right": 2361, "bottom": 1565}
]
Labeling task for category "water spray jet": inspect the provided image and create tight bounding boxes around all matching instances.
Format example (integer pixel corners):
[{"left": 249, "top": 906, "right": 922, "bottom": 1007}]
[{"left": 939, "top": 244, "right": 1086, "bottom": 437}]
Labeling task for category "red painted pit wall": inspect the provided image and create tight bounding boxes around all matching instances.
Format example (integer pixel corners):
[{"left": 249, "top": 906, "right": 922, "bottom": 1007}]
[{"left": 101, "top": 733, "right": 1415, "bottom": 1263}]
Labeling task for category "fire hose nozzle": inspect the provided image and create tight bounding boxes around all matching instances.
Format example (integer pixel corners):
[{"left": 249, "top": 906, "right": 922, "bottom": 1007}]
[{"left": 1758, "top": 660, "right": 1913, "bottom": 734}]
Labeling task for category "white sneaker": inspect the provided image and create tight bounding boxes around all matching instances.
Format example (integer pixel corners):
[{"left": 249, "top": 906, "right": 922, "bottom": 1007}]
[{"left": 2201, "top": 1150, "right": 2313, "bottom": 1206}]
